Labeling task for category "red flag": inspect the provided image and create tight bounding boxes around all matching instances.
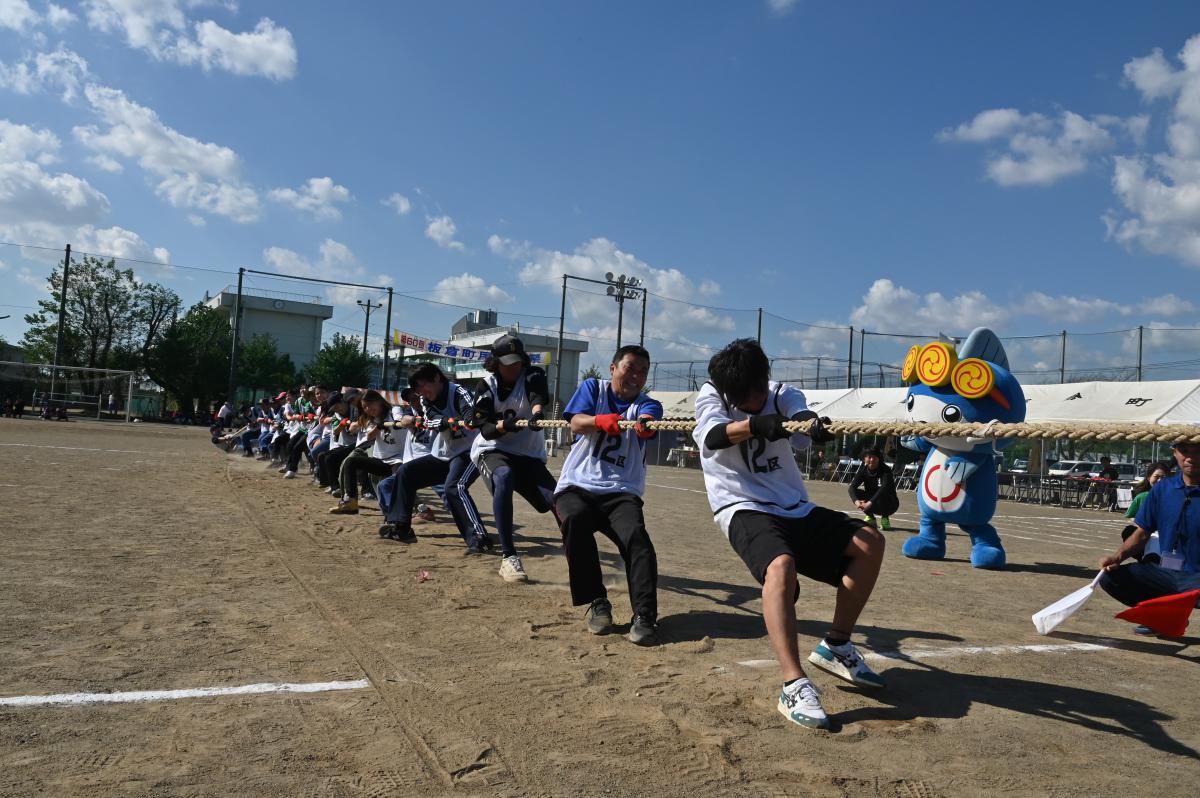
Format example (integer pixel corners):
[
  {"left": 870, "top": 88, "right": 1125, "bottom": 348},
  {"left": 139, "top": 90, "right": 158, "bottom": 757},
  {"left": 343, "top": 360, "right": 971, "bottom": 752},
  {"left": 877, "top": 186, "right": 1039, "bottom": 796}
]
[{"left": 1115, "top": 589, "right": 1200, "bottom": 637}]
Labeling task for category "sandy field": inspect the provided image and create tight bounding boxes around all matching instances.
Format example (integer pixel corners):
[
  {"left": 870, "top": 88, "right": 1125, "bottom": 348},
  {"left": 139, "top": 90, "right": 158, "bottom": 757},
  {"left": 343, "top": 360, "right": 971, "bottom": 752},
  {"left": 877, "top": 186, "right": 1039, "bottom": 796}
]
[{"left": 0, "top": 417, "right": 1197, "bottom": 797}]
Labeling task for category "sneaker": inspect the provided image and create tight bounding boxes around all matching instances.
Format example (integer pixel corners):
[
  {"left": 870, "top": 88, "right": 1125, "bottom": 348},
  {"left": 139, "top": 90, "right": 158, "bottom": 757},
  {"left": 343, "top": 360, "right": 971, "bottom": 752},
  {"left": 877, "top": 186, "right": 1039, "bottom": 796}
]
[
  {"left": 807, "top": 641, "right": 886, "bottom": 689},
  {"left": 283, "top": 470, "right": 296, "bottom": 480},
  {"left": 329, "top": 499, "right": 358, "bottom": 515},
  {"left": 628, "top": 614, "right": 660, "bottom": 646},
  {"left": 1134, "top": 624, "right": 1155, "bottom": 635},
  {"left": 586, "top": 598, "right": 613, "bottom": 635},
  {"left": 361, "top": 491, "right": 377, "bottom": 501},
  {"left": 277, "top": 465, "right": 289, "bottom": 473},
  {"left": 383, "top": 522, "right": 416, "bottom": 543},
  {"left": 415, "top": 505, "right": 436, "bottom": 523},
  {"left": 464, "top": 539, "right": 484, "bottom": 556},
  {"left": 880, "top": 517, "right": 892, "bottom": 531},
  {"left": 778, "top": 679, "right": 829, "bottom": 730},
  {"left": 331, "top": 488, "right": 343, "bottom": 499},
  {"left": 862, "top": 514, "right": 877, "bottom": 526},
  {"left": 475, "top": 534, "right": 495, "bottom": 554},
  {"left": 499, "top": 555, "right": 528, "bottom": 583}
]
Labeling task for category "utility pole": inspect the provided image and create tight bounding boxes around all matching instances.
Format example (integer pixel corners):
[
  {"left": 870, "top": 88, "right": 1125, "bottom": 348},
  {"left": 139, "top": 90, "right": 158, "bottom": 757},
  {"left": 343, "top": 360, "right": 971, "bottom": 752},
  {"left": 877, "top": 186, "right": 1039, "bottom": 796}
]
[
  {"left": 1059, "top": 330, "right": 1067, "bottom": 384},
  {"left": 555, "top": 275, "right": 566, "bottom": 416},
  {"left": 226, "top": 267, "right": 244, "bottom": 401},
  {"left": 50, "top": 243, "right": 71, "bottom": 404},
  {"left": 846, "top": 326, "right": 854, "bottom": 388},
  {"left": 756, "top": 308, "right": 763, "bottom": 343},
  {"left": 1136, "top": 325, "right": 1144, "bottom": 382},
  {"left": 382, "top": 288, "right": 394, "bottom": 388},
  {"left": 356, "top": 299, "right": 382, "bottom": 356}
]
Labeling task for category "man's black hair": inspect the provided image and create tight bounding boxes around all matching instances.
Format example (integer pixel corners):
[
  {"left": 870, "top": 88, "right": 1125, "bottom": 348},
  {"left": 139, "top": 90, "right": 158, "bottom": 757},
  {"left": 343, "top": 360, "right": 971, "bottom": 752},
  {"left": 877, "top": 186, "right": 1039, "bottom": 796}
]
[
  {"left": 862, "top": 446, "right": 883, "bottom": 459},
  {"left": 612, "top": 344, "right": 650, "bottom": 366},
  {"left": 313, "top": 383, "right": 332, "bottom": 392},
  {"left": 408, "top": 363, "right": 447, "bottom": 389},
  {"left": 707, "top": 338, "right": 770, "bottom": 406}
]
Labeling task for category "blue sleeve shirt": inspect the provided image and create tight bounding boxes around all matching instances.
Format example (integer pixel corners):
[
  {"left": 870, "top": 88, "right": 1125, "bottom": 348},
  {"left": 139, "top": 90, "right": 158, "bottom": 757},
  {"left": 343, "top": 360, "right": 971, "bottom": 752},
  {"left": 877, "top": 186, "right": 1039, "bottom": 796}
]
[{"left": 1135, "top": 473, "right": 1200, "bottom": 573}]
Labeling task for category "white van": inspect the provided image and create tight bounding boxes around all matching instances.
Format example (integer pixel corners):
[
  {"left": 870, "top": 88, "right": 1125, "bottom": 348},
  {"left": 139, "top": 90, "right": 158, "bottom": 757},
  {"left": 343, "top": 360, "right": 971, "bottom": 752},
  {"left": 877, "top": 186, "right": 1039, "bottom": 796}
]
[{"left": 1047, "top": 460, "right": 1099, "bottom": 478}]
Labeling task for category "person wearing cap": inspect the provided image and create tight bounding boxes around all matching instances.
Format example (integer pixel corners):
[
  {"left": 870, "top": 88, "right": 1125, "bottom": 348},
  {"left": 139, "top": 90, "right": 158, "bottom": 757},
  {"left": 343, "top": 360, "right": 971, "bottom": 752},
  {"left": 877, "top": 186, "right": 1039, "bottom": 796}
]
[
  {"left": 470, "top": 334, "right": 558, "bottom": 583},
  {"left": 279, "top": 386, "right": 321, "bottom": 479},
  {"left": 254, "top": 396, "right": 278, "bottom": 460},
  {"left": 554, "top": 344, "right": 664, "bottom": 644},
  {"left": 1099, "top": 440, "right": 1200, "bottom": 610},
  {"left": 376, "top": 364, "right": 491, "bottom": 551},
  {"left": 330, "top": 390, "right": 405, "bottom": 515}
]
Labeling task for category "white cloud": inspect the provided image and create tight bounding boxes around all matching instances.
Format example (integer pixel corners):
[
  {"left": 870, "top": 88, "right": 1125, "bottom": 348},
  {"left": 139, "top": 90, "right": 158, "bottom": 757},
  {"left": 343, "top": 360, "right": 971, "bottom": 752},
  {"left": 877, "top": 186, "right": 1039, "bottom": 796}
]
[
  {"left": 425, "top": 214, "right": 465, "bottom": 251},
  {"left": 1105, "top": 34, "right": 1200, "bottom": 267},
  {"left": 0, "top": 119, "right": 60, "bottom": 163},
  {"left": 82, "top": 1, "right": 297, "bottom": 80},
  {"left": 46, "top": 3, "right": 75, "bottom": 29},
  {"left": 268, "top": 177, "right": 352, "bottom": 221},
  {"left": 766, "top": 0, "right": 800, "bottom": 16},
  {"left": 263, "top": 239, "right": 389, "bottom": 306},
  {"left": 382, "top": 192, "right": 411, "bottom": 215},
  {"left": 432, "top": 273, "right": 514, "bottom": 306},
  {"left": 849, "top": 279, "right": 1008, "bottom": 333},
  {"left": 0, "top": 0, "right": 38, "bottom": 31},
  {"left": 86, "top": 154, "right": 123, "bottom": 173},
  {"left": 74, "top": 84, "right": 260, "bottom": 222},
  {"left": 497, "top": 235, "right": 734, "bottom": 358},
  {"left": 187, "top": 213, "right": 206, "bottom": 227},
  {"left": 0, "top": 46, "right": 90, "bottom": 102},
  {"left": 940, "top": 108, "right": 1124, "bottom": 187}
]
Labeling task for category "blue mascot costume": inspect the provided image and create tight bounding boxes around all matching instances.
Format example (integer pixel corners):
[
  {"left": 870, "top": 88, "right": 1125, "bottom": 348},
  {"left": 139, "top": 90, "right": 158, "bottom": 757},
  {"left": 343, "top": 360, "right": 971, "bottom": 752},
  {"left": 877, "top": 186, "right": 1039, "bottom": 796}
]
[{"left": 900, "top": 328, "right": 1026, "bottom": 569}]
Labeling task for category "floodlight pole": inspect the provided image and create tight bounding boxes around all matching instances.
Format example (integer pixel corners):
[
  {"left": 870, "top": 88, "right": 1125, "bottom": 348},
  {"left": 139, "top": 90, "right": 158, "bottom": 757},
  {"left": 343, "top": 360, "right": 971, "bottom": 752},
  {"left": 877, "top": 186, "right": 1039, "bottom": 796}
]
[{"left": 555, "top": 275, "right": 566, "bottom": 414}]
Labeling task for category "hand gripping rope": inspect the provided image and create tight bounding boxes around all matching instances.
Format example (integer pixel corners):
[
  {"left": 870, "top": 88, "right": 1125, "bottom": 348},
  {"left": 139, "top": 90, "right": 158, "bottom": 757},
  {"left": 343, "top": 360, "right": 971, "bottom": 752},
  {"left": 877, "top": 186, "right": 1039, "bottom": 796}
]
[{"left": 384, "top": 416, "right": 1200, "bottom": 443}]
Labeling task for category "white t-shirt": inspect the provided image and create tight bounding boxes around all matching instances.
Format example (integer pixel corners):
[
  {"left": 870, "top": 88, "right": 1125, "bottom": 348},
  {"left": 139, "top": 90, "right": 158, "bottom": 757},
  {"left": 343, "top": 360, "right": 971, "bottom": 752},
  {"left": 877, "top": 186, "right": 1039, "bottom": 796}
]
[
  {"left": 693, "top": 380, "right": 814, "bottom": 537},
  {"left": 423, "top": 381, "right": 477, "bottom": 461},
  {"left": 371, "top": 405, "right": 408, "bottom": 464},
  {"left": 471, "top": 371, "right": 547, "bottom": 462},
  {"left": 555, "top": 379, "right": 660, "bottom": 497}
]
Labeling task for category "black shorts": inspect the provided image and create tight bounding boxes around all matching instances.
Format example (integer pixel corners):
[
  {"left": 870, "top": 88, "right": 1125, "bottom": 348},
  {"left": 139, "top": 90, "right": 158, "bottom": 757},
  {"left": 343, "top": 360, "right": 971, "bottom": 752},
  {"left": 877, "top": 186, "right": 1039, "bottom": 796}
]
[
  {"left": 727, "top": 506, "right": 863, "bottom": 588},
  {"left": 476, "top": 450, "right": 555, "bottom": 513}
]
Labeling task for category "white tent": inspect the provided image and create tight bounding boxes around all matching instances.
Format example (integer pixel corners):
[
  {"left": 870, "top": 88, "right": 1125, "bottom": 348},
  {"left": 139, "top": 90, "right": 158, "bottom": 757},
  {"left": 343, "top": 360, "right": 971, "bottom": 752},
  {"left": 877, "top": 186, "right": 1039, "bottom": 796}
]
[
  {"left": 649, "top": 390, "right": 699, "bottom": 418},
  {"left": 817, "top": 388, "right": 909, "bottom": 421},
  {"left": 797, "top": 388, "right": 853, "bottom": 413},
  {"left": 1021, "top": 380, "right": 1200, "bottom": 424}
]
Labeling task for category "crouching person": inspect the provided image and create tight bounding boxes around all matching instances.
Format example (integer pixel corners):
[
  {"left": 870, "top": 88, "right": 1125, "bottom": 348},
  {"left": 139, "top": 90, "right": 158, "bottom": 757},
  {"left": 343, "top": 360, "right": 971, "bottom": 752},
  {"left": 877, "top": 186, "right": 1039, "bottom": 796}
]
[
  {"left": 553, "top": 345, "right": 663, "bottom": 645},
  {"left": 694, "top": 338, "right": 887, "bottom": 731}
]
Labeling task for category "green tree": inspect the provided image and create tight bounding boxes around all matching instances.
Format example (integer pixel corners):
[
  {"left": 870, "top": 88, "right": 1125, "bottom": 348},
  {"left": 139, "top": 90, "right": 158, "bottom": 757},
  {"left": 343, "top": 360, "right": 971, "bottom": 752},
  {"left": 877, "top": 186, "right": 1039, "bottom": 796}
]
[
  {"left": 238, "top": 333, "right": 297, "bottom": 400},
  {"left": 580, "top": 362, "right": 604, "bottom": 380},
  {"left": 21, "top": 255, "right": 177, "bottom": 396},
  {"left": 304, "top": 333, "right": 370, "bottom": 389},
  {"left": 144, "top": 303, "right": 231, "bottom": 417}
]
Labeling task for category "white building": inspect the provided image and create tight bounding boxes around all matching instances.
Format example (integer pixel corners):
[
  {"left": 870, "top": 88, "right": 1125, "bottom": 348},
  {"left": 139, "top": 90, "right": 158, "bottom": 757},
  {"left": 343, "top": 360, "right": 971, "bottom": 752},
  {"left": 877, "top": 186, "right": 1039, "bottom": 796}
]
[{"left": 205, "top": 287, "right": 334, "bottom": 372}]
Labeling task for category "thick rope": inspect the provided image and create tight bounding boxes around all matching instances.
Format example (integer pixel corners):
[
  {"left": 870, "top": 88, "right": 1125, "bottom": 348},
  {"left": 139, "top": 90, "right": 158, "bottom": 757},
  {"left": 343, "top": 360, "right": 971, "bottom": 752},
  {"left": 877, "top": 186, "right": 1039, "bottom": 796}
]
[{"left": 501, "top": 417, "right": 1200, "bottom": 443}]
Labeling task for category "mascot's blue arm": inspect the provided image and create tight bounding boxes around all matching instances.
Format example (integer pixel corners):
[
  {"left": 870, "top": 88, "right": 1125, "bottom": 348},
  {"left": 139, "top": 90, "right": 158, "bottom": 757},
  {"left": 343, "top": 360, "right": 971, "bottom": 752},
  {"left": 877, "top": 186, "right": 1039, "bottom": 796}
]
[
  {"left": 901, "top": 435, "right": 932, "bottom": 453},
  {"left": 943, "top": 455, "right": 980, "bottom": 486}
]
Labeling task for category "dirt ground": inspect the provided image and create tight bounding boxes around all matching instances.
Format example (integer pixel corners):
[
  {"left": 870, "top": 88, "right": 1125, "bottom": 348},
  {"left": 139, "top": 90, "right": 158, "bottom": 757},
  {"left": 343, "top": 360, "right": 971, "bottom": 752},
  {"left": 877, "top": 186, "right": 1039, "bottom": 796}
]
[{"left": 0, "top": 418, "right": 1197, "bottom": 797}]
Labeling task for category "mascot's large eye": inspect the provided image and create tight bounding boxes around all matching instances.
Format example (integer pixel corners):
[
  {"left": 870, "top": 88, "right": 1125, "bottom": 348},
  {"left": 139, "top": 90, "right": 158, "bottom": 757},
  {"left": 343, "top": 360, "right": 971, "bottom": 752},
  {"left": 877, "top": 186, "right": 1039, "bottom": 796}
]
[
  {"left": 905, "top": 395, "right": 915, "bottom": 412},
  {"left": 941, "top": 405, "right": 962, "bottom": 423}
]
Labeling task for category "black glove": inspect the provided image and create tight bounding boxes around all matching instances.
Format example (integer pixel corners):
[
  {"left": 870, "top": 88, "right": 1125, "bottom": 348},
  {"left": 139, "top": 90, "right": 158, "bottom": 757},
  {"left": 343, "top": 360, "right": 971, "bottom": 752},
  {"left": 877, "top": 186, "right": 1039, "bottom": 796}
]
[
  {"left": 499, "top": 408, "right": 518, "bottom": 435},
  {"left": 527, "top": 409, "right": 544, "bottom": 430},
  {"left": 748, "top": 413, "right": 790, "bottom": 442},
  {"left": 793, "top": 410, "right": 835, "bottom": 444}
]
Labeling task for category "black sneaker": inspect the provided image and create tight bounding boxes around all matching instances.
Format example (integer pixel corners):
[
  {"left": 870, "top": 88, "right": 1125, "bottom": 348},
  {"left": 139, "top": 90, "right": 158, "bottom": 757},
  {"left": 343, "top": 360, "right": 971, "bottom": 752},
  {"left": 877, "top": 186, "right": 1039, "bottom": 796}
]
[
  {"left": 464, "top": 539, "right": 484, "bottom": 556},
  {"left": 475, "top": 534, "right": 495, "bottom": 553},
  {"left": 378, "top": 523, "right": 394, "bottom": 539},
  {"left": 628, "top": 614, "right": 659, "bottom": 646},
  {"left": 386, "top": 524, "right": 416, "bottom": 544},
  {"left": 586, "top": 598, "right": 613, "bottom": 635}
]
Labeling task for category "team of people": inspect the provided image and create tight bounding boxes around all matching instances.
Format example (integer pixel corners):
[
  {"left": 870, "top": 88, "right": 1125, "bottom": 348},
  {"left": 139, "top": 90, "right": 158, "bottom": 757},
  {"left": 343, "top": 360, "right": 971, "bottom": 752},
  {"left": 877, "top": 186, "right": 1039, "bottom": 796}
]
[{"left": 215, "top": 332, "right": 1200, "bottom": 733}]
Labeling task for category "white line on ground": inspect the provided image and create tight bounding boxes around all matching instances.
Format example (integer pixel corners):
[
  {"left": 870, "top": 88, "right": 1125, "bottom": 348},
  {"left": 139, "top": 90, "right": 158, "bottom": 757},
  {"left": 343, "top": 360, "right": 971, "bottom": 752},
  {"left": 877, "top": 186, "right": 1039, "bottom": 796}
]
[
  {"left": 0, "top": 443, "right": 154, "bottom": 455},
  {"left": 0, "top": 678, "right": 371, "bottom": 708},
  {"left": 735, "top": 641, "right": 1111, "bottom": 670},
  {"left": 646, "top": 483, "right": 708, "bottom": 495}
]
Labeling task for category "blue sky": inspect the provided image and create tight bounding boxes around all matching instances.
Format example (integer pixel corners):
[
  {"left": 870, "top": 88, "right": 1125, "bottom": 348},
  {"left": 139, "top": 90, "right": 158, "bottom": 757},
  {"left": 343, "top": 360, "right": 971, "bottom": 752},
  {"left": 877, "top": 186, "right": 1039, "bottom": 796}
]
[{"left": 2, "top": 1, "right": 1199, "bottom": 383}]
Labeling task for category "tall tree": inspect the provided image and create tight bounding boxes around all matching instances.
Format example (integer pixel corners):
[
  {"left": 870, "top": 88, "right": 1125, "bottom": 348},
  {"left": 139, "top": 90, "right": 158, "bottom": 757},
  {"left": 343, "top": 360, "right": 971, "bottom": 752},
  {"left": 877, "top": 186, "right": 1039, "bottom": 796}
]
[
  {"left": 20, "top": 255, "right": 178, "bottom": 395},
  {"left": 239, "top": 333, "right": 297, "bottom": 400},
  {"left": 144, "top": 303, "right": 231, "bottom": 417},
  {"left": 304, "top": 333, "right": 371, "bottom": 389}
]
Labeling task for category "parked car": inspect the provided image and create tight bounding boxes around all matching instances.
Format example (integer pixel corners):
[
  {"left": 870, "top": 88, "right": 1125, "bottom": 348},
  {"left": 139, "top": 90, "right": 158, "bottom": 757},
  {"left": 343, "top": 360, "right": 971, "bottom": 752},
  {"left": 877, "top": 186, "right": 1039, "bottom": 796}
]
[
  {"left": 1010, "top": 459, "right": 1029, "bottom": 473},
  {"left": 1087, "top": 462, "right": 1139, "bottom": 481},
  {"left": 1047, "top": 460, "right": 1100, "bottom": 478}
]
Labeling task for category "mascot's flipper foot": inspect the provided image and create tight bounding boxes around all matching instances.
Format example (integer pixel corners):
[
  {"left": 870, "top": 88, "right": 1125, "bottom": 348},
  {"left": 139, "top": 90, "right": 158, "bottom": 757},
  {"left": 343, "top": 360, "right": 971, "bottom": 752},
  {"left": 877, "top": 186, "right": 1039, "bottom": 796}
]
[
  {"left": 969, "top": 544, "right": 1006, "bottom": 569},
  {"left": 902, "top": 535, "right": 946, "bottom": 560}
]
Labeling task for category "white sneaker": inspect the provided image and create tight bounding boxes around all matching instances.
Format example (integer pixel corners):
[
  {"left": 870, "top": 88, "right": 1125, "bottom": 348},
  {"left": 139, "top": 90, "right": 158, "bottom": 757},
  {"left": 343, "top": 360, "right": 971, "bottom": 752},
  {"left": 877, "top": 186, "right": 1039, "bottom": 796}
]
[
  {"left": 498, "top": 555, "right": 528, "bottom": 583},
  {"left": 283, "top": 470, "right": 296, "bottom": 480},
  {"left": 808, "top": 640, "right": 886, "bottom": 689},
  {"left": 777, "top": 678, "right": 828, "bottom": 730}
]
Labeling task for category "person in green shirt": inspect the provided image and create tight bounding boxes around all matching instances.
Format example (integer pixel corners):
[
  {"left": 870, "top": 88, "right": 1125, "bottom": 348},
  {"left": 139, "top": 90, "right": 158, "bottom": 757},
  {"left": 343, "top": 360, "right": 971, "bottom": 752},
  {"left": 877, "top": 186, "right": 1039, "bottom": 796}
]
[{"left": 1119, "top": 461, "right": 1173, "bottom": 561}]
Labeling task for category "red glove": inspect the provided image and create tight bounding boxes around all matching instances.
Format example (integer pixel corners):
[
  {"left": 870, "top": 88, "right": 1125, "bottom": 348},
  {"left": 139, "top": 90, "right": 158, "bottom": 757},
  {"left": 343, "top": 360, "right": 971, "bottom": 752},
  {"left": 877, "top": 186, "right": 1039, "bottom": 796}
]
[
  {"left": 634, "top": 417, "right": 656, "bottom": 440},
  {"left": 594, "top": 413, "right": 622, "bottom": 437}
]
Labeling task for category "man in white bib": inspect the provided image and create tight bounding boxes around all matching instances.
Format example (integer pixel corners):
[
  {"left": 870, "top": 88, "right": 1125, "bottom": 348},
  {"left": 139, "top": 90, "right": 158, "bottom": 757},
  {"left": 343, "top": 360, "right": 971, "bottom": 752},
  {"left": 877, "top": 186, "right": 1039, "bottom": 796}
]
[
  {"left": 554, "top": 345, "right": 663, "bottom": 645},
  {"left": 694, "top": 339, "right": 887, "bottom": 731}
]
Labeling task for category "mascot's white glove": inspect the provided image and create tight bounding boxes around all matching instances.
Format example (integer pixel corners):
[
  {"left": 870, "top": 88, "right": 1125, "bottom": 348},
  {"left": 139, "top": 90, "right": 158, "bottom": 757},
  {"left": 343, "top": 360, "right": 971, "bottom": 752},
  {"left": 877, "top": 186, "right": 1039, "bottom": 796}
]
[
  {"left": 965, "top": 419, "right": 1000, "bottom": 446},
  {"left": 943, "top": 456, "right": 979, "bottom": 486}
]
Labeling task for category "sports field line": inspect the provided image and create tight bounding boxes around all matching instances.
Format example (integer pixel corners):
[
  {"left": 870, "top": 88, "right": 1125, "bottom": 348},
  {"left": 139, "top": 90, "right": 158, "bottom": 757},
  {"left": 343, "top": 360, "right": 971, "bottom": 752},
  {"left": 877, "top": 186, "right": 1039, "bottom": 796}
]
[
  {"left": 0, "top": 442, "right": 155, "bottom": 455},
  {"left": 0, "top": 678, "right": 371, "bottom": 708},
  {"left": 735, "top": 641, "right": 1111, "bottom": 670}
]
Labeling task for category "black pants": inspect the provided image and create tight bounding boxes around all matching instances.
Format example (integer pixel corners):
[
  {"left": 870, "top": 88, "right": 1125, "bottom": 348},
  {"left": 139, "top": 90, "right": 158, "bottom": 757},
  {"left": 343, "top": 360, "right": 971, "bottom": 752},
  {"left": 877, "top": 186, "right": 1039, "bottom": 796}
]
[
  {"left": 383, "top": 454, "right": 486, "bottom": 545},
  {"left": 342, "top": 455, "right": 394, "bottom": 499},
  {"left": 284, "top": 431, "right": 309, "bottom": 471},
  {"left": 851, "top": 487, "right": 898, "bottom": 517},
  {"left": 318, "top": 446, "right": 354, "bottom": 487},
  {"left": 554, "top": 488, "right": 658, "bottom": 620}
]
